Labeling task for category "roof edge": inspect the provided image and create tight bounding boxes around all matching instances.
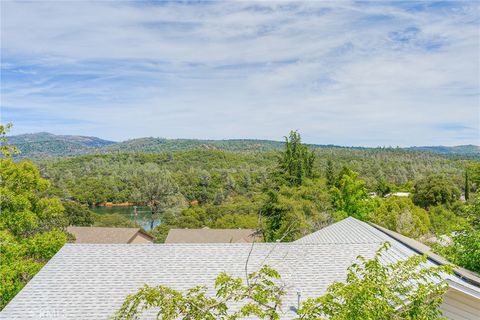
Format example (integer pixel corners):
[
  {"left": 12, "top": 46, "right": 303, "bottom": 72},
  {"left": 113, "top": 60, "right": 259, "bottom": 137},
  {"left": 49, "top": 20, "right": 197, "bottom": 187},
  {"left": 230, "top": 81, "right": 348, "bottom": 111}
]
[
  {"left": 135, "top": 229, "right": 154, "bottom": 241},
  {"left": 368, "top": 222, "right": 480, "bottom": 288}
]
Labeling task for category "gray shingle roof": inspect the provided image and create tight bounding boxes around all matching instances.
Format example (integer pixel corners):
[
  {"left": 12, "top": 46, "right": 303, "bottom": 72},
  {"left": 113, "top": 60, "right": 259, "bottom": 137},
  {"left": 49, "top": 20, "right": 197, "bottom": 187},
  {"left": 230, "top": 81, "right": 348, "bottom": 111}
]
[
  {"left": 1, "top": 243, "right": 380, "bottom": 319},
  {"left": 2, "top": 217, "right": 479, "bottom": 319},
  {"left": 294, "top": 216, "right": 385, "bottom": 244},
  {"left": 295, "top": 217, "right": 480, "bottom": 297}
]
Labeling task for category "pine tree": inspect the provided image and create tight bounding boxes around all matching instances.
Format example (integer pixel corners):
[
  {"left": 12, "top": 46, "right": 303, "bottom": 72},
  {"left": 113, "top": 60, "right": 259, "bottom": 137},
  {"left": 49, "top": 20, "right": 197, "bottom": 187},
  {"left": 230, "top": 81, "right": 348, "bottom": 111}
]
[
  {"left": 465, "top": 170, "right": 470, "bottom": 201},
  {"left": 260, "top": 190, "right": 287, "bottom": 241},
  {"left": 277, "top": 131, "right": 315, "bottom": 187},
  {"left": 326, "top": 159, "right": 335, "bottom": 188}
]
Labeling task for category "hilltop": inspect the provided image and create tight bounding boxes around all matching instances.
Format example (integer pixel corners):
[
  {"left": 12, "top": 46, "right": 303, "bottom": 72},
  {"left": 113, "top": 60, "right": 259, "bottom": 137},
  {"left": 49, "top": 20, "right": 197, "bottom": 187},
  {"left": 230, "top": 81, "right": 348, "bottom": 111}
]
[
  {"left": 406, "top": 145, "right": 480, "bottom": 157},
  {"left": 7, "top": 132, "right": 116, "bottom": 158},
  {"left": 7, "top": 132, "right": 480, "bottom": 160}
]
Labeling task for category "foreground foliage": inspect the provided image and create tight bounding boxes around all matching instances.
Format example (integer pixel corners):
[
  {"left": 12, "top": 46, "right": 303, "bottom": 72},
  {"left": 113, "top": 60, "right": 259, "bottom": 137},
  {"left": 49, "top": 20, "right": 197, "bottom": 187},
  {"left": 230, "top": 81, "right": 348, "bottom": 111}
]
[
  {"left": 433, "top": 228, "right": 480, "bottom": 273},
  {"left": 0, "top": 158, "right": 69, "bottom": 308},
  {"left": 0, "top": 124, "right": 69, "bottom": 309},
  {"left": 114, "top": 242, "right": 452, "bottom": 320},
  {"left": 297, "top": 243, "right": 452, "bottom": 320}
]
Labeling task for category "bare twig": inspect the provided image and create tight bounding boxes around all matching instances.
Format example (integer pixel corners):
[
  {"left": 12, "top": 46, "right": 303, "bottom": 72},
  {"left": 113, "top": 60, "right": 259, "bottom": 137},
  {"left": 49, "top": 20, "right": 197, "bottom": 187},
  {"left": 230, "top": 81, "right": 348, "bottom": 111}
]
[
  {"left": 260, "top": 223, "right": 293, "bottom": 268},
  {"left": 245, "top": 235, "right": 256, "bottom": 286}
]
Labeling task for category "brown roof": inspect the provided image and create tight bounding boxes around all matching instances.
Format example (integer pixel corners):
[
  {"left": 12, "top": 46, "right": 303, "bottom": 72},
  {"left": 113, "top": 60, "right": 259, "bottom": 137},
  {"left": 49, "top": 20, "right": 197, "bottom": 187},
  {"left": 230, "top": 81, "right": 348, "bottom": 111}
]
[
  {"left": 67, "top": 226, "right": 153, "bottom": 244},
  {"left": 165, "top": 228, "right": 263, "bottom": 243}
]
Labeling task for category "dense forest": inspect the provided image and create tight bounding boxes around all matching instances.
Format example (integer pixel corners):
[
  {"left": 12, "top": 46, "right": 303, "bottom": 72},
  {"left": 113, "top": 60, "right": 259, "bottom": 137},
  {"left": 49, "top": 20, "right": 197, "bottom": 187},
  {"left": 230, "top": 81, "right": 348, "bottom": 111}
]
[
  {"left": 1, "top": 125, "right": 479, "bottom": 309},
  {"left": 8, "top": 132, "right": 480, "bottom": 160},
  {"left": 39, "top": 146, "right": 468, "bottom": 204},
  {"left": 33, "top": 131, "right": 479, "bottom": 245}
]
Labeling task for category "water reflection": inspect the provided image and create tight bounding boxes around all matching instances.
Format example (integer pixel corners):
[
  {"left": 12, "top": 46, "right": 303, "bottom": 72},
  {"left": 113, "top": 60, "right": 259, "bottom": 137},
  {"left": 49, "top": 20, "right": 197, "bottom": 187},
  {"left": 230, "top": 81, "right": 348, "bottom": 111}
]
[{"left": 89, "top": 206, "right": 160, "bottom": 231}]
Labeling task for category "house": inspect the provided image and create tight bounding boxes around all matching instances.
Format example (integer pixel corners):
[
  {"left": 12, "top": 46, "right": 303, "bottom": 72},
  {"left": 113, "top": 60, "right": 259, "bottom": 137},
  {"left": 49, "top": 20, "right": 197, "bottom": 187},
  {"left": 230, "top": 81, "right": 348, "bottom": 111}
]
[
  {"left": 2, "top": 218, "right": 478, "bottom": 319},
  {"left": 384, "top": 191, "right": 411, "bottom": 197},
  {"left": 67, "top": 226, "right": 153, "bottom": 244},
  {"left": 165, "top": 228, "right": 263, "bottom": 243}
]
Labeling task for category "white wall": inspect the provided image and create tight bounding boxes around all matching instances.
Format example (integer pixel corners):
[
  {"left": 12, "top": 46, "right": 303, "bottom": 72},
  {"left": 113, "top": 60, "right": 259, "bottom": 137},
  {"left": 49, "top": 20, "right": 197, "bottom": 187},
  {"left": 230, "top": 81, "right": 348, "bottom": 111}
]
[{"left": 441, "top": 289, "right": 480, "bottom": 320}]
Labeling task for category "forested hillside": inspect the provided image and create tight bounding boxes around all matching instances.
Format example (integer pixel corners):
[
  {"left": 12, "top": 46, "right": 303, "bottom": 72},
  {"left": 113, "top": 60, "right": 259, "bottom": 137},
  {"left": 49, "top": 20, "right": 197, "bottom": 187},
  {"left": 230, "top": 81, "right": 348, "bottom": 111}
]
[
  {"left": 7, "top": 132, "right": 115, "bottom": 158},
  {"left": 407, "top": 145, "right": 480, "bottom": 159},
  {"left": 37, "top": 134, "right": 479, "bottom": 243},
  {"left": 39, "top": 147, "right": 469, "bottom": 205},
  {"left": 8, "top": 132, "right": 480, "bottom": 159}
]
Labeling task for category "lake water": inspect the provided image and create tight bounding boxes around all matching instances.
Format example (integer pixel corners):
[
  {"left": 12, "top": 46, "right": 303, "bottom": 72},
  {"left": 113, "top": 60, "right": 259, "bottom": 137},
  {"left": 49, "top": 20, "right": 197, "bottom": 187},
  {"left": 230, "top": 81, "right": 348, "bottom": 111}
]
[{"left": 90, "top": 206, "right": 160, "bottom": 231}]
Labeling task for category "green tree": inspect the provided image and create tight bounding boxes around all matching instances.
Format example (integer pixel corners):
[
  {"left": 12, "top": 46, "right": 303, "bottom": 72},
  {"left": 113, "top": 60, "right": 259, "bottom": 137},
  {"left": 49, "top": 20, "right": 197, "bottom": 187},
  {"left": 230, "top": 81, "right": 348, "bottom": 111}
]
[
  {"left": 370, "top": 197, "right": 430, "bottom": 238},
  {"left": 92, "top": 213, "right": 135, "bottom": 228},
  {"left": 261, "top": 180, "right": 331, "bottom": 242},
  {"left": 413, "top": 174, "right": 460, "bottom": 208},
  {"left": 213, "top": 213, "right": 258, "bottom": 229},
  {"left": 114, "top": 243, "right": 451, "bottom": 320},
  {"left": 330, "top": 168, "right": 374, "bottom": 220},
  {"left": 464, "top": 170, "right": 470, "bottom": 201},
  {"left": 135, "top": 167, "right": 186, "bottom": 229},
  {"left": 325, "top": 159, "right": 335, "bottom": 188},
  {"left": 468, "top": 162, "right": 480, "bottom": 189},
  {"left": 260, "top": 190, "right": 288, "bottom": 241},
  {"left": 433, "top": 228, "right": 480, "bottom": 273},
  {"left": 0, "top": 156, "right": 68, "bottom": 309},
  {"left": 136, "top": 167, "right": 184, "bottom": 215},
  {"left": 429, "top": 205, "right": 468, "bottom": 236},
  {"left": 0, "top": 123, "right": 19, "bottom": 157},
  {"left": 375, "top": 177, "right": 391, "bottom": 197},
  {"left": 225, "top": 173, "right": 237, "bottom": 192},
  {"left": 277, "top": 131, "right": 315, "bottom": 187},
  {"left": 465, "top": 192, "right": 480, "bottom": 228},
  {"left": 62, "top": 200, "right": 94, "bottom": 226}
]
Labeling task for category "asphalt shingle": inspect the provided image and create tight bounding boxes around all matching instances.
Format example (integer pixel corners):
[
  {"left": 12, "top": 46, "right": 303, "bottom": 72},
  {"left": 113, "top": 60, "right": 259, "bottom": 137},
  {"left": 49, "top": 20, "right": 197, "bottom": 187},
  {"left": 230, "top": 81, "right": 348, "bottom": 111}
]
[{"left": 1, "top": 217, "right": 478, "bottom": 319}]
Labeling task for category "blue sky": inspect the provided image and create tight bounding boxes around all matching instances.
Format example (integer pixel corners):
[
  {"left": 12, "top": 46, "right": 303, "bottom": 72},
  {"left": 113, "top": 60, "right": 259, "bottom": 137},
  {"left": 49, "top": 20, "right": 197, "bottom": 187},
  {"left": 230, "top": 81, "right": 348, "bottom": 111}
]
[{"left": 1, "top": 0, "right": 479, "bottom": 146}]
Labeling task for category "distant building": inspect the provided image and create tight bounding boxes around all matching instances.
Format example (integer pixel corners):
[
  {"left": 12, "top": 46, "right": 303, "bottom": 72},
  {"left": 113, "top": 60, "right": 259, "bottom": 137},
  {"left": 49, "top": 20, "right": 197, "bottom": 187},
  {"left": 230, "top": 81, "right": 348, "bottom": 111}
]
[
  {"left": 384, "top": 192, "right": 411, "bottom": 198},
  {"left": 165, "top": 228, "right": 263, "bottom": 243},
  {"left": 67, "top": 226, "right": 153, "bottom": 244}
]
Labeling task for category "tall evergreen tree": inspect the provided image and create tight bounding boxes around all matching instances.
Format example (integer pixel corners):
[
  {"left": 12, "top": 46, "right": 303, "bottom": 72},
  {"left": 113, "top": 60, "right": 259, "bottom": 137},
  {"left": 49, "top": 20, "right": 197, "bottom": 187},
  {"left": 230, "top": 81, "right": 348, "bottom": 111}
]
[
  {"left": 465, "top": 170, "right": 470, "bottom": 201},
  {"left": 260, "top": 190, "right": 287, "bottom": 241},
  {"left": 325, "top": 159, "right": 335, "bottom": 188},
  {"left": 277, "top": 131, "right": 315, "bottom": 187}
]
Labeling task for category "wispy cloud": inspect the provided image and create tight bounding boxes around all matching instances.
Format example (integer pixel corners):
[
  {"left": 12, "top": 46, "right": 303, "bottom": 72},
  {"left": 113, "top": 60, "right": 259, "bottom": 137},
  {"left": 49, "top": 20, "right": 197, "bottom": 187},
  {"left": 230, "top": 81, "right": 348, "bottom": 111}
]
[{"left": 1, "top": 0, "right": 478, "bottom": 146}]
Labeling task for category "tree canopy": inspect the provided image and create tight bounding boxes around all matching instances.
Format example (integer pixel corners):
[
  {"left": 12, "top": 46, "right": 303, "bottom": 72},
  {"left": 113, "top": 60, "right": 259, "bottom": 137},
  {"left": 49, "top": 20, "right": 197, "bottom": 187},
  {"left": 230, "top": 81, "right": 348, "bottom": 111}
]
[
  {"left": 330, "top": 167, "right": 375, "bottom": 221},
  {"left": 413, "top": 174, "right": 460, "bottom": 208},
  {"left": 433, "top": 227, "right": 480, "bottom": 273},
  {"left": 370, "top": 197, "right": 430, "bottom": 238},
  {"left": 276, "top": 131, "right": 315, "bottom": 187},
  {"left": 0, "top": 154, "right": 68, "bottom": 308},
  {"left": 62, "top": 200, "right": 94, "bottom": 226}
]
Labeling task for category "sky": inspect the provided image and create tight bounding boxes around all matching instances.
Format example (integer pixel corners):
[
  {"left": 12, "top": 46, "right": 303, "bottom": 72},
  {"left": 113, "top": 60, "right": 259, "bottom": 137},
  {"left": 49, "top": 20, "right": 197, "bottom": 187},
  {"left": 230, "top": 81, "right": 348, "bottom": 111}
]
[{"left": 1, "top": 1, "right": 479, "bottom": 147}]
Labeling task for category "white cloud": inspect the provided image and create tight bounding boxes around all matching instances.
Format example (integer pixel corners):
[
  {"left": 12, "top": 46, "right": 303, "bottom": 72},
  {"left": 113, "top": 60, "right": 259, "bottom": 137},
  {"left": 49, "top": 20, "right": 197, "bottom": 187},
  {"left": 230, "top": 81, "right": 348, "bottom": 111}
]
[{"left": 1, "top": 0, "right": 478, "bottom": 146}]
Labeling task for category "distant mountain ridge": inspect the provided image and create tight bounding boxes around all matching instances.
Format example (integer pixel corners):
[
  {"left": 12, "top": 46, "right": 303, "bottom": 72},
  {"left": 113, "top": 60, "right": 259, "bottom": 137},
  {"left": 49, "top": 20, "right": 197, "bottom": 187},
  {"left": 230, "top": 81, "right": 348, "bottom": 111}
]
[
  {"left": 405, "top": 145, "right": 480, "bottom": 155},
  {"left": 6, "top": 132, "right": 480, "bottom": 160},
  {"left": 7, "top": 132, "right": 116, "bottom": 158}
]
